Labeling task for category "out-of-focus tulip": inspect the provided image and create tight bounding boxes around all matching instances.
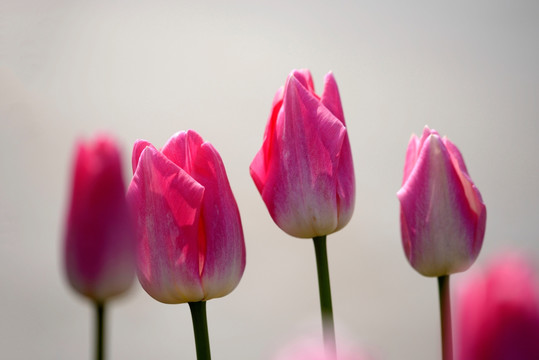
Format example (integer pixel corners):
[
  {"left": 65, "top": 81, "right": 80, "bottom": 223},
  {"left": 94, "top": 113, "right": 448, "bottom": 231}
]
[
  {"left": 457, "top": 253, "right": 539, "bottom": 360},
  {"left": 273, "top": 335, "right": 371, "bottom": 360},
  {"left": 250, "top": 69, "right": 355, "bottom": 238},
  {"left": 397, "top": 126, "right": 486, "bottom": 276},
  {"left": 127, "top": 130, "right": 245, "bottom": 304},
  {"left": 64, "top": 135, "right": 135, "bottom": 302}
]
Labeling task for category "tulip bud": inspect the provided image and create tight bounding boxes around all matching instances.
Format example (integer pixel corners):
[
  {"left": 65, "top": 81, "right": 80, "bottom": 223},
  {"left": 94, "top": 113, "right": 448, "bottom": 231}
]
[
  {"left": 457, "top": 253, "right": 539, "bottom": 360},
  {"left": 397, "top": 126, "right": 486, "bottom": 276},
  {"left": 64, "top": 135, "right": 135, "bottom": 302},
  {"left": 127, "top": 130, "right": 246, "bottom": 304},
  {"left": 250, "top": 69, "right": 355, "bottom": 238}
]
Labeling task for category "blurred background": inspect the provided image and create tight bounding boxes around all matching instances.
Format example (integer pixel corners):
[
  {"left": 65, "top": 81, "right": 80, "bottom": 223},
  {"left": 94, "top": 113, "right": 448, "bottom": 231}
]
[{"left": 1, "top": 1, "right": 539, "bottom": 359}]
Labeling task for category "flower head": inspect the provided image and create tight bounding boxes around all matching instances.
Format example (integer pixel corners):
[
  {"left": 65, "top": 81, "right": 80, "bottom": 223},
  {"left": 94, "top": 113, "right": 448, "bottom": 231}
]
[
  {"left": 397, "top": 126, "right": 486, "bottom": 276},
  {"left": 457, "top": 252, "right": 539, "bottom": 360},
  {"left": 250, "top": 69, "right": 355, "bottom": 238},
  {"left": 127, "top": 130, "right": 246, "bottom": 304},
  {"left": 64, "top": 134, "right": 135, "bottom": 302}
]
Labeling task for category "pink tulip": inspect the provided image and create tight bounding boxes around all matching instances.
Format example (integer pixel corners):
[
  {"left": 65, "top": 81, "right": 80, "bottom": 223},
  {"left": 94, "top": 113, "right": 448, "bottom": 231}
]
[
  {"left": 250, "top": 69, "right": 355, "bottom": 238},
  {"left": 397, "top": 126, "right": 486, "bottom": 276},
  {"left": 64, "top": 135, "right": 135, "bottom": 302},
  {"left": 127, "top": 130, "right": 246, "bottom": 304},
  {"left": 457, "top": 253, "right": 539, "bottom": 360}
]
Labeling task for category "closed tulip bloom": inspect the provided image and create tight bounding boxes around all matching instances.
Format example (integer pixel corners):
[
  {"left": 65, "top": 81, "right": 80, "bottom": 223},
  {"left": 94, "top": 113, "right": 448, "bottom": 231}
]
[
  {"left": 64, "top": 135, "right": 135, "bottom": 302},
  {"left": 250, "top": 69, "right": 355, "bottom": 238},
  {"left": 457, "top": 253, "right": 539, "bottom": 360},
  {"left": 397, "top": 126, "right": 486, "bottom": 276},
  {"left": 127, "top": 130, "right": 246, "bottom": 304}
]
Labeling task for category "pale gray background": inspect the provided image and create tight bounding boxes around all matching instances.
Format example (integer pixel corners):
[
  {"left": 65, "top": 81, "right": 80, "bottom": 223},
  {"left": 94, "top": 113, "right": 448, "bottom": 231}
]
[{"left": 1, "top": 1, "right": 538, "bottom": 359}]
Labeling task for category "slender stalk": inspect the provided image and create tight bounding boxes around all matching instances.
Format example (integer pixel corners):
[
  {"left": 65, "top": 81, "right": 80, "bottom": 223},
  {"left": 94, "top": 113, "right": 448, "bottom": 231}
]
[
  {"left": 189, "top": 301, "right": 211, "bottom": 360},
  {"left": 438, "top": 275, "right": 453, "bottom": 360},
  {"left": 313, "top": 235, "right": 336, "bottom": 356},
  {"left": 94, "top": 301, "right": 105, "bottom": 360}
]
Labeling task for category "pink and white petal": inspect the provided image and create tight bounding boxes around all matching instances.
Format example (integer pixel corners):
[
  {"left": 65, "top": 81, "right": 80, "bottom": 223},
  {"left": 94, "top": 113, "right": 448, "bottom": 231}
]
[
  {"left": 132, "top": 140, "right": 155, "bottom": 175},
  {"left": 291, "top": 69, "right": 315, "bottom": 94},
  {"left": 320, "top": 71, "right": 345, "bottom": 124},
  {"left": 319, "top": 72, "right": 355, "bottom": 231},
  {"left": 443, "top": 137, "right": 485, "bottom": 215},
  {"left": 250, "top": 149, "right": 267, "bottom": 195},
  {"left": 442, "top": 137, "right": 469, "bottom": 174},
  {"left": 315, "top": 104, "right": 349, "bottom": 229},
  {"left": 443, "top": 137, "right": 486, "bottom": 255},
  {"left": 271, "top": 86, "right": 285, "bottom": 109},
  {"left": 250, "top": 88, "right": 284, "bottom": 194},
  {"left": 161, "top": 130, "right": 204, "bottom": 174},
  {"left": 417, "top": 126, "right": 438, "bottom": 153},
  {"left": 192, "top": 142, "right": 246, "bottom": 300},
  {"left": 402, "top": 135, "right": 419, "bottom": 185},
  {"left": 399, "top": 207, "right": 413, "bottom": 261},
  {"left": 127, "top": 146, "right": 205, "bottom": 303},
  {"left": 334, "top": 131, "right": 355, "bottom": 232}
]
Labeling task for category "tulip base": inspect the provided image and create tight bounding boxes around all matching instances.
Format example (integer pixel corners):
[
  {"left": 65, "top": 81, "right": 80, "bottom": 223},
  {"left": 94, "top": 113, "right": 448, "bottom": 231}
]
[
  {"left": 438, "top": 275, "right": 453, "bottom": 360},
  {"left": 189, "top": 301, "right": 211, "bottom": 360},
  {"left": 313, "top": 235, "right": 336, "bottom": 356},
  {"left": 94, "top": 301, "right": 105, "bottom": 360}
]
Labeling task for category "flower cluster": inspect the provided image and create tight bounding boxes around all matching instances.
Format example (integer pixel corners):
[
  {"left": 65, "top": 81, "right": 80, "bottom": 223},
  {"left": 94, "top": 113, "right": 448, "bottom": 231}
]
[{"left": 61, "top": 69, "right": 539, "bottom": 360}]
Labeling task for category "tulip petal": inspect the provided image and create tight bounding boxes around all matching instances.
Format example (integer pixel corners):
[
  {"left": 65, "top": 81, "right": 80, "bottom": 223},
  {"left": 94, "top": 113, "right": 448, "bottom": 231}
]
[
  {"left": 418, "top": 126, "right": 438, "bottom": 151},
  {"left": 402, "top": 134, "right": 419, "bottom": 185},
  {"left": 291, "top": 69, "right": 315, "bottom": 95},
  {"left": 443, "top": 138, "right": 483, "bottom": 215},
  {"left": 127, "top": 146, "right": 205, "bottom": 303},
  {"left": 321, "top": 71, "right": 345, "bottom": 124},
  {"left": 272, "top": 86, "right": 285, "bottom": 109},
  {"left": 397, "top": 134, "right": 480, "bottom": 276},
  {"left": 191, "top": 142, "right": 246, "bottom": 299},
  {"left": 443, "top": 137, "right": 487, "bottom": 256},
  {"left": 334, "top": 134, "right": 355, "bottom": 232},
  {"left": 132, "top": 140, "right": 154, "bottom": 174},
  {"left": 250, "top": 87, "right": 284, "bottom": 194},
  {"left": 321, "top": 72, "right": 356, "bottom": 231},
  {"left": 161, "top": 130, "right": 204, "bottom": 173},
  {"left": 263, "top": 74, "right": 346, "bottom": 238}
]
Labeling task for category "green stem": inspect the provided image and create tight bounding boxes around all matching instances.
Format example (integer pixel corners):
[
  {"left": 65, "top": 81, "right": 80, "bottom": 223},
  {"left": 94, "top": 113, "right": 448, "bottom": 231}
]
[
  {"left": 438, "top": 275, "right": 453, "bottom": 360},
  {"left": 95, "top": 301, "right": 105, "bottom": 360},
  {"left": 313, "top": 235, "right": 336, "bottom": 356},
  {"left": 189, "top": 301, "right": 211, "bottom": 360}
]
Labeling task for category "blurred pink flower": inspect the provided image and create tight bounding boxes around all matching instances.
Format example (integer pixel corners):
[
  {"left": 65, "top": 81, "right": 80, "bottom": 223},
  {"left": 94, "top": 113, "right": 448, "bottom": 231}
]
[
  {"left": 64, "top": 134, "right": 135, "bottom": 302},
  {"left": 397, "top": 126, "right": 486, "bottom": 276},
  {"left": 250, "top": 69, "right": 355, "bottom": 238},
  {"left": 127, "top": 130, "right": 246, "bottom": 304},
  {"left": 273, "top": 335, "right": 371, "bottom": 360},
  {"left": 457, "top": 252, "right": 539, "bottom": 360}
]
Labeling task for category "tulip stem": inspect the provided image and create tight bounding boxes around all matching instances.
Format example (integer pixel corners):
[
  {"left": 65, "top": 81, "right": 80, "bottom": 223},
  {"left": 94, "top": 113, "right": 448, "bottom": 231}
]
[
  {"left": 438, "top": 275, "right": 453, "bottom": 360},
  {"left": 189, "top": 301, "right": 211, "bottom": 360},
  {"left": 94, "top": 301, "right": 105, "bottom": 360},
  {"left": 313, "top": 235, "right": 336, "bottom": 356}
]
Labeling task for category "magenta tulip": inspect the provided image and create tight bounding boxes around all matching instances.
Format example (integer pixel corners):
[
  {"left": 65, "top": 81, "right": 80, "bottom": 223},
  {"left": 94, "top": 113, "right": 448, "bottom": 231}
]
[
  {"left": 127, "top": 130, "right": 246, "bottom": 304},
  {"left": 64, "top": 135, "right": 135, "bottom": 302},
  {"left": 457, "top": 253, "right": 539, "bottom": 360},
  {"left": 250, "top": 69, "right": 355, "bottom": 238},
  {"left": 397, "top": 126, "right": 486, "bottom": 276}
]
